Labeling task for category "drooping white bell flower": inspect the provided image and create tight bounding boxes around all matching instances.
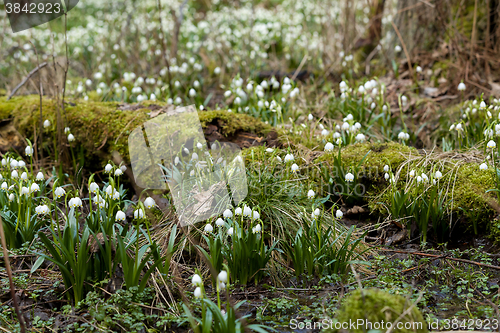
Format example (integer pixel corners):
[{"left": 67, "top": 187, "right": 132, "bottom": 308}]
[
  {"left": 25, "top": 146, "right": 33, "bottom": 157},
  {"left": 223, "top": 209, "right": 233, "bottom": 218},
  {"left": 324, "top": 142, "right": 334, "bottom": 152},
  {"left": 115, "top": 210, "right": 126, "bottom": 221},
  {"left": 144, "top": 197, "right": 156, "bottom": 209},
  {"left": 134, "top": 208, "right": 144, "bottom": 219},
  {"left": 54, "top": 187, "right": 66, "bottom": 198},
  {"left": 36, "top": 172, "right": 44, "bottom": 181},
  {"left": 345, "top": 173, "right": 354, "bottom": 182}
]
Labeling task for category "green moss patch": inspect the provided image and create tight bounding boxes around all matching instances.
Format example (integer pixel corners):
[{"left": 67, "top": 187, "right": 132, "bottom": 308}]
[
  {"left": 332, "top": 288, "right": 427, "bottom": 333},
  {"left": 0, "top": 96, "right": 271, "bottom": 163}
]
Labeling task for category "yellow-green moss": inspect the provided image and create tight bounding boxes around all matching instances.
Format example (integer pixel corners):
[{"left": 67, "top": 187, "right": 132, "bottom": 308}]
[
  {"left": 198, "top": 110, "right": 272, "bottom": 136},
  {"left": 329, "top": 288, "right": 427, "bottom": 333},
  {"left": 316, "top": 142, "right": 497, "bottom": 235},
  {"left": 0, "top": 96, "right": 272, "bottom": 164}
]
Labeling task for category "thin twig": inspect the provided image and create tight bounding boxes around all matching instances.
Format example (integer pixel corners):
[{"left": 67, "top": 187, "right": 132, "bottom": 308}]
[
  {"left": 31, "top": 42, "right": 44, "bottom": 164},
  {"left": 7, "top": 62, "right": 47, "bottom": 100},
  {"left": 381, "top": 248, "right": 500, "bottom": 270},
  {"left": 0, "top": 216, "right": 27, "bottom": 332},
  {"left": 391, "top": 20, "right": 414, "bottom": 80}
]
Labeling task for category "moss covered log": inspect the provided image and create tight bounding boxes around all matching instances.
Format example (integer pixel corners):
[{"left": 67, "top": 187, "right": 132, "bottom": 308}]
[{"left": 0, "top": 95, "right": 274, "bottom": 163}]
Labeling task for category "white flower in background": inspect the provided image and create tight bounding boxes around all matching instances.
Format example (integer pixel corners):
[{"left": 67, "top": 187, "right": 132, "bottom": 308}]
[
  {"left": 243, "top": 205, "right": 252, "bottom": 217},
  {"left": 224, "top": 90, "right": 232, "bottom": 98},
  {"left": 336, "top": 210, "right": 343, "bottom": 219},
  {"left": 35, "top": 204, "right": 50, "bottom": 216},
  {"left": 401, "top": 95, "right": 408, "bottom": 106},
  {"left": 417, "top": 176, "right": 422, "bottom": 183},
  {"left": 358, "top": 85, "right": 365, "bottom": 94},
  {"left": 235, "top": 207, "right": 242, "bottom": 215},
  {"left": 8, "top": 193, "right": 14, "bottom": 202},
  {"left": 18, "top": 161, "right": 25, "bottom": 168},
  {"left": 395, "top": 45, "right": 402, "bottom": 53},
  {"left": 69, "top": 197, "right": 83, "bottom": 208},
  {"left": 189, "top": 88, "right": 196, "bottom": 97},
  {"left": 341, "top": 122, "right": 350, "bottom": 131},
  {"left": 284, "top": 154, "right": 294, "bottom": 163},
  {"left": 223, "top": 209, "right": 233, "bottom": 218},
  {"left": 105, "top": 185, "right": 114, "bottom": 196},
  {"left": 227, "top": 227, "right": 234, "bottom": 236},
  {"left": 384, "top": 165, "right": 390, "bottom": 172},
  {"left": 192, "top": 274, "right": 202, "bottom": 286},
  {"left": 416, "top": 66, "right": 422, "bottom": 73},
  {"left": 308, "top": 114, "right": 314, "bottom": 121},
  {"left": 321, "top": 129, "right": 329, "bottom": 136},
  {"left": 115, "top": 210, "right": 126, "bottom": 221},
  {"left": 345, "top": 173, "right": 354, "bottom": 182},
  {"left": 112, "top": 191, "right": 120, "bottom": 200},
  {"left": 194, "top": 287, "right": 202, "bottom": 298},
  {"left": 10, "top": 159, "right": 19, "bottom": 169},
  {"left": 276, "top": 156, "right": 282, "bottom": 163},
  {"left": 266, "top": 148, "right": 274, "bottom": 153},
  {"left": 204, "top": 224, "right": 213, "bottom": 233},
  {"left": 313, "top": 208, "right": 321, "bottom": 217},
  {"left": 355, "top": 133, "right": 366, "bottom": 142},
  {"left": 216, "top": 218, "right": 225, "bottom": 227},
  {"left": 218, "top": 271, "right": 228, "bottom": 283},
  {"left": 43, "top": 120, "right": 51, "bottom": 128},
  {"left": 1, "top": 182, "right": 7, "bottom": 190},
  {"left": 291, "top": 163, "right": 299, "bottom": 172},
  {"left": 421, "top": 173, "right": 428, "bottom": 182},
  {"left": 384, "top": 173, "right": 390, "bottom": 180},
  {"left": 398, "top": 132, "right": 410, "bottom": 141},
  {"left": 457, "top": 82, "right": 466, "bottom": 91},
  {"left": 307, "top": 190, "right": 315, "bottom": 199},
  {"left": 144, "top": 197, "right": 156, "bottom": 209},
  {"left": 480, "top": 101, "right": 487, "bottom": 109},
  {"left": 36, "top": 172, "right": 44, "bottom": 181},
  {"left": 324, "top": 142, "right": 334, "bottom": 152},
  {"left": 234, "top": 97, "right": 241, "bottom": 105},
  {"left": 54, "top": 187, "right": 65, "bottom": 198},
  {"left": 485, "top": 129, "right": 494, "bottom": 138},
  {"left": 25, "top": 146, "right": 33, "bottom": 157},
  {"left": 455, "top": 123, "right": 463, "bottom": 131},
  {"left": 30, "top": 183, "right": 40, "bottom": 193},
  {"left": 480, "top": 163, "right": 488, "bottom": 171},
  {"left": 435, "top": 171, "right": 443, "bottom": 179},
  {"left": 104, "top": 164, "right": 113, "bottom": 173},
  {"left": 190, "top": 170, "right": 195, "bottom": 177},
  {"left": 409, "top": 170, "right": 415, "bottom": 177},
  {"left": 11, "top": 170, "right": 18, "bottom": 179},
  {"left": 252, "top": 224, "right": 262, "bottom": 233},
  {"left": 134, "top": 208, "right": 144, "bottom": 219},
  {"left": 21, "top": 187, "right": 29, "bottom": 196},
  {"left": 21, "top": 172, "right": 28, "bottom": 180},
  {"left": 253, "top": 210, "right": 260, "bottom": 220},
  {"left": 383, "top": 105, "right": 388, "bottom": 112},
  {"left": 114, "top": 168, "right": 123, "bottom": 176},
  {"left": 487, "top": 140, "right": 497, "bottom": 149},
  {"left": 214, "top": 67, "right": 221, "bottom": 74},
  {"left": 89, "top": 182, "right": 99, "bottom": 193}
]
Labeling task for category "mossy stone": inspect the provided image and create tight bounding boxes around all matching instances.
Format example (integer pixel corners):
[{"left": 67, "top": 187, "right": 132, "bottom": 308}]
[{"left": 331, "top": 288, "right": 427, "bottom": 333}]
